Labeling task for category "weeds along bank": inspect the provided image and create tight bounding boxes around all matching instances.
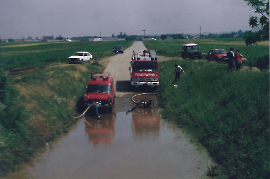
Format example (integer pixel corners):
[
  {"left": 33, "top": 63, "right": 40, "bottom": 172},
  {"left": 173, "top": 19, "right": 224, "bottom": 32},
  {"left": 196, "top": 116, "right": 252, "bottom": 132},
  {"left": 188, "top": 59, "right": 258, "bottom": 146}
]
[
  {"left": 157, "top": 59, "right": 269, "bottom": 179},
  {"left": 0, "top": 41, "right": 133, "bottom": 177},
  {"left": 0, "top": 63, "right": 104, "bottom": 176}
]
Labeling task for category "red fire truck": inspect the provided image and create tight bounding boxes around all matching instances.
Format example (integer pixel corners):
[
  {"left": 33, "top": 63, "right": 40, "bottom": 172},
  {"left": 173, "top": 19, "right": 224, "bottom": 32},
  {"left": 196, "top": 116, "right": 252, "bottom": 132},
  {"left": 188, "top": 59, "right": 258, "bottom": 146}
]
[
  {"left": 84, "top": 72, "right": 115, "bottom": 110},
  {"left": 129, "top": 50, "right": 159, "bottom": 88}
]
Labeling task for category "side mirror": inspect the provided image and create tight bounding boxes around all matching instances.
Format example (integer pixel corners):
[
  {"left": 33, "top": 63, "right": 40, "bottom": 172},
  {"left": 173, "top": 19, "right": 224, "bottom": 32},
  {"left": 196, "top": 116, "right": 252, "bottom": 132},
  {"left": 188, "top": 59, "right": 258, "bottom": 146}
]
[{"left": 129, "top": 67, "right": 131, "bottom": 70}]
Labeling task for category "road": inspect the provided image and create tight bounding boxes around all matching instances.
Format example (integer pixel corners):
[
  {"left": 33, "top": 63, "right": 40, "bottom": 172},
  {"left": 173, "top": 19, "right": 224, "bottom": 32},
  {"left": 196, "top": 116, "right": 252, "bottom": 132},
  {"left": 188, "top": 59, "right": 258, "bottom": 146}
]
[{"left": 5, "top": 41, "right": 213, "bottom": 179}]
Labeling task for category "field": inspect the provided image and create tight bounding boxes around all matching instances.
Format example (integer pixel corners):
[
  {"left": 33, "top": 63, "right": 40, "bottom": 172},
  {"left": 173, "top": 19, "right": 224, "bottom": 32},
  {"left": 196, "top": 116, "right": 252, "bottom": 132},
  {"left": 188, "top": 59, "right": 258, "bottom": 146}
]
[
  {"left": 144, "top": 39, "right": 269, "bottom": 178},
  {"left": 0, "top": 41, "right": 132, "bottom": 71},
  {"left": 144, "top": 38, "right": 269, "bottom": 69}
]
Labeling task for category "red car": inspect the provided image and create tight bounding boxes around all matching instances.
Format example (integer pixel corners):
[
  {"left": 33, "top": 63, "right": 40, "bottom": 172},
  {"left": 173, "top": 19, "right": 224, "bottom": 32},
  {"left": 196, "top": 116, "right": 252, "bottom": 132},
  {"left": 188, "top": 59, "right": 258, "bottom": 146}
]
[
  {"left": 206, "top": 49, "right": 228, "bottom": 63},
  {"left": 84, "top": 72, "right": 115, "bottom": 110}
]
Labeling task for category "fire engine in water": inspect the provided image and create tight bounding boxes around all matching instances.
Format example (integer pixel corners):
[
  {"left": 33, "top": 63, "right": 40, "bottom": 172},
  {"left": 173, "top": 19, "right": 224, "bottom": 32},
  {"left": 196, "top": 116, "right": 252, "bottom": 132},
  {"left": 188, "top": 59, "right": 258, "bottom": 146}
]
[{"left": 129, "top": 50, "right": 159, "bottom": 88}]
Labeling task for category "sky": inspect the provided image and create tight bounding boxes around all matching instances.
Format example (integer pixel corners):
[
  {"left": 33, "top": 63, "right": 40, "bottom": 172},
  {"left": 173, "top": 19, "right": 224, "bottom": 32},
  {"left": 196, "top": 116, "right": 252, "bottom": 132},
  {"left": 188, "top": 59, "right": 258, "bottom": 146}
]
[{"left": 0, "top": 0, "right": 259, "bottom": 39}]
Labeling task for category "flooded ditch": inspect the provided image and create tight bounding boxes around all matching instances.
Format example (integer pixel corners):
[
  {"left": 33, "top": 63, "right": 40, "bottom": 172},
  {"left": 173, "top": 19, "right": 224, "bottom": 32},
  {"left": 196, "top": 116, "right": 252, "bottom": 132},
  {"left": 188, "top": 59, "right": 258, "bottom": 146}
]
[
  {"left": 6, "top": 92, "right": 214, "bottom": 179},
  {"left": 4, "top": 41, "right": 214, "bottom": 179}
]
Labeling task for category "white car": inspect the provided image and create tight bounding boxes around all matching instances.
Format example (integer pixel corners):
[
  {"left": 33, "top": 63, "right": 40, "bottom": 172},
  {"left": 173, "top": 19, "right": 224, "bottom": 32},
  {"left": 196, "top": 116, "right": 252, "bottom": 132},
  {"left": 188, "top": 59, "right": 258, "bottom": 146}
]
[{"left": 69, "top": 52, "right": 92, "bottom": 64}]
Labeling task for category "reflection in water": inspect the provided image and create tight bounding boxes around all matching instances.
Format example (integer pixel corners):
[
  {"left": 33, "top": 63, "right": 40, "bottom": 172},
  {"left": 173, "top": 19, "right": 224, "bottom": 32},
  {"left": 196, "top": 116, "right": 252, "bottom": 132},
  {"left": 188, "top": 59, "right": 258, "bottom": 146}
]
[
  {"left": 84, "top": 112, "right": 116, "bottom": 147},
  {"left": 132, "top": 108, "right": 160, "bottom": 138}
]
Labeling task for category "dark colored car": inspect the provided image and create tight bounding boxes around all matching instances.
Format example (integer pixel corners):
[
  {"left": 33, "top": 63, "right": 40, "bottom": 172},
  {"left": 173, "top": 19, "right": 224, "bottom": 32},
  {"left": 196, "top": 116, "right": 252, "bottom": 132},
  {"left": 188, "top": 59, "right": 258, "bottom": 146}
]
[
  {"left": 113, "top": 45, "right": 124, "bottom": 53},
  {"left": 206, "top": 49, "right": 228, "bottom": 63},
  {"left": 181, "top": 43, "right": 202, "bottom": 59},
  {"left": 84, "top": 72, "right": 116, "bottom": 110}
]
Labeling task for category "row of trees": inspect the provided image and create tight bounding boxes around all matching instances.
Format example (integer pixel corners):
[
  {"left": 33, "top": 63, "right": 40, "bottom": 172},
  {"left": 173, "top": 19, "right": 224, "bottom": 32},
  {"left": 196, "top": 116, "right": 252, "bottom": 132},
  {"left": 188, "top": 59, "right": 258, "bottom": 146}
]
[{"left": 243, "top": 0, "right": 269, "bottom": 45}]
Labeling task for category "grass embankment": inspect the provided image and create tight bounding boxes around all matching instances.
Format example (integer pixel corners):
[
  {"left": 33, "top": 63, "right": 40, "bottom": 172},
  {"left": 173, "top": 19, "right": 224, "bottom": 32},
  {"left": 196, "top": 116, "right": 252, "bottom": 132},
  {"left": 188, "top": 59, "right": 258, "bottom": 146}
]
[
  {"left": 0, "top": 41, "right": 132, "bottom": 71},
  {"left": 144, "top": 38, "right": 269, "bottom": 70},
  {"left": 0, "top": 41, "right": 133, "bottom": 177},
  {"left": 145, "top": 38, "right": 269, "bottom": 178}
]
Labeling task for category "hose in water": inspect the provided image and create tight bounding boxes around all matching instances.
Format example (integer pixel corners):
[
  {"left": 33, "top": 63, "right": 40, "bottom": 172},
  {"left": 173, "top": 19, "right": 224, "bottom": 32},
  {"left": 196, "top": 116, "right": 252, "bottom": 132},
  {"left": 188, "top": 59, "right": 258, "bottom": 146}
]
[
  {"left": 74, "top": 103, "right": 101, "bottom": 119},
  {"left": 131, "top": 93, "right": 157, "bottom": 104},
  {"left": 126, "top": 93, "right": 157, "bottom": 114},
  {"left": 74, "top": 105, "right": 92, "bottom": 119}
]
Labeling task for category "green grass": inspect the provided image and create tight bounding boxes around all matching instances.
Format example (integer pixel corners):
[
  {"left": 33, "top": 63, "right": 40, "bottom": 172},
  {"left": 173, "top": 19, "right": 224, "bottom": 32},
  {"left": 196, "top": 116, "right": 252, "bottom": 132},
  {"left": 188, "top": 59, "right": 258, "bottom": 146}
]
[
  {"left": 144, "top": 38, "right": 269, "bottom": 68},
  {"left": 0, "top": 63, "right": 103, "bottom": 176},
  {"left": 0, "top": 41, "right": 133, "bottom": 71},
  {"left": 156, "top": 59, "right": 269, "bottom": 179}
]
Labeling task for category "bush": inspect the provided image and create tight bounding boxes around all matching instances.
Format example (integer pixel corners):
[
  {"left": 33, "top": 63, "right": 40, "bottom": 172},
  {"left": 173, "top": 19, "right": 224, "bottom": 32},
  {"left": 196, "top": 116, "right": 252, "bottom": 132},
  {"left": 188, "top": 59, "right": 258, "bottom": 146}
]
[{"left": 254, "top": 54, "right": 269, "bottom": 71}]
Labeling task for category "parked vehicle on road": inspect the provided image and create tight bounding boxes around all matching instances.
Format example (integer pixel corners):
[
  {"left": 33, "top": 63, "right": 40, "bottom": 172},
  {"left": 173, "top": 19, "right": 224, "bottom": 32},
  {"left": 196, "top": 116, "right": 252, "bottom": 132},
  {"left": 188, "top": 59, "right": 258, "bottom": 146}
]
[
  {"left": 129, "top": 50, "right": 159, "bottom": 88},
  {"left": 181, "top": 43, "right": 202, "bottom": 59},
  {"left": 206, "top": 49, "right": 228, "bottom": 63},
  {"left": 113, "top": 45, "right": 124, "bottom": 53},
  {"left": 84, "top": 72, "right": 115, "bottom": 110},
  {"left": 69, "top": 52, "right": 92, "bottom": 64}
]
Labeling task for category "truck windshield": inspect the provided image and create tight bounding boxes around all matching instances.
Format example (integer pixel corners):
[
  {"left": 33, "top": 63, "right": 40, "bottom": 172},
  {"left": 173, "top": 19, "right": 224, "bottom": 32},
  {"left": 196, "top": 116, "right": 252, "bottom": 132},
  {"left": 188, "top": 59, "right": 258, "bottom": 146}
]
[
  {"left": 215, "top": 50, "right": 227, "bottom": 54},
  {"left": 187, "top": 46, "right": 198, "bottom": 50},
  {"left": 87, "top": 85, "right": 111, "bottom": 93},
  {"left": 132, "top": 61, "right": 158, "bottom": 71},
  {"left": 115, "top": 46, "right": 122, "bottom": 49}
]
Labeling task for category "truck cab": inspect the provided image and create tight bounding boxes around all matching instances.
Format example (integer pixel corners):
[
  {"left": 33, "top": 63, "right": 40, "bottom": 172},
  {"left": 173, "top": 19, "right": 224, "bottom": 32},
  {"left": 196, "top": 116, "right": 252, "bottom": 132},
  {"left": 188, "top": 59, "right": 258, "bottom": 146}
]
[
  {"left": 129, "top": 50, "right": 159, "bottom": 88},
  {"left": 84, "top": 72, "right": 115, "bottom": 110}
]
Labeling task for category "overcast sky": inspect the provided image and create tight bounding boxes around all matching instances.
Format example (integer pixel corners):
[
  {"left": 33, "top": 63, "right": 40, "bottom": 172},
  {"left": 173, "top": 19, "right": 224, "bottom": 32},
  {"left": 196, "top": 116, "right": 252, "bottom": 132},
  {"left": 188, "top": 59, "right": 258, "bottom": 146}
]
[{"left": 0, "top": 0, "right": 258, "bottom": 39}]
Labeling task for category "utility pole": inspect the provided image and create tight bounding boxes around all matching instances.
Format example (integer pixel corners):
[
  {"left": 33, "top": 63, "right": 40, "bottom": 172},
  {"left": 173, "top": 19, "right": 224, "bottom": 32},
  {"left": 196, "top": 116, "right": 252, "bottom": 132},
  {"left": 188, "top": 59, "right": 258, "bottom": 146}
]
[
  {"left": 142, "top": 29, "right": 146, "bottom": 40},
  {"left": 200, "top": 26, "right": 201, "bottom": 39},
  {"left": 100, "top": 31, "right": 101, "bottom": 38}
]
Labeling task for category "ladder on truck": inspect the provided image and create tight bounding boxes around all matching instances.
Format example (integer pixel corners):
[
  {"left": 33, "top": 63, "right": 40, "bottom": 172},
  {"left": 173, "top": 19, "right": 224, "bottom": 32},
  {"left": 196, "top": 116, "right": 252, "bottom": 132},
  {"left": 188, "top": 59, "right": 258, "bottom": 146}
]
[{"left": 132, "top": 50, "right": 157, "bottom": 61}]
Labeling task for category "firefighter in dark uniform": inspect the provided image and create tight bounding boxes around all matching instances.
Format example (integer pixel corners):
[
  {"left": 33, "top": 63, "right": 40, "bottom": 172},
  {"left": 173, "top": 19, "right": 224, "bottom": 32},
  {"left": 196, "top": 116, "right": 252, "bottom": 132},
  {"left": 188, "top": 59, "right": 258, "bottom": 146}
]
[
  {"left": 174, "top": 64, "right": 185, "bottom": 82},
  {"left": 227, "top": 47, "right": 235, "bottom": 72}
]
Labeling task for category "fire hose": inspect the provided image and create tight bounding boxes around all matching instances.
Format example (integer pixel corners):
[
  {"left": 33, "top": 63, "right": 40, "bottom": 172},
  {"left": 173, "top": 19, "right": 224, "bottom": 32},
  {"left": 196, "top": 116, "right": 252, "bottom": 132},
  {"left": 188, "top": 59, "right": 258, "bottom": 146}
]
[
  {"left": 74, "top": 102, "right": 101, "bottom": 119},
  {"left": 126, "top": 93, "right": 157, "bottom": 114}
]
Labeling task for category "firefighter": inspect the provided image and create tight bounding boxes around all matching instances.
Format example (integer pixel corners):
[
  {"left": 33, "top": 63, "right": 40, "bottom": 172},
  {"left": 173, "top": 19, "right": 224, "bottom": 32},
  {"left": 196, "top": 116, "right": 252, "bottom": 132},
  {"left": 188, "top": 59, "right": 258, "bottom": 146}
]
[
  {"left": 174, "top": 64, "right": 185, "bottom": 82},
  {"left": 227, "top": 47, "right": 235, "bottom": 72},
  {"left": 235, "top": 50, "right": 243, "bottom": 71}
]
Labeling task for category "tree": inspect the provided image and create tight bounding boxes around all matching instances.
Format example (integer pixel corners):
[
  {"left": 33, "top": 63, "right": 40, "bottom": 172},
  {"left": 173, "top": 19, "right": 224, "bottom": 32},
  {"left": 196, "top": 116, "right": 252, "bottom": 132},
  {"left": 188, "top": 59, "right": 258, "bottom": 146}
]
[
  {"left": 56, "top": 35, "right": 63, "bottom": 41},
  {"left": 125, "top": 35, "right": 137, "bottom": 41},
  {"left": 160, "top": 34, "right": 167, "bottom": 40},
  {"left": 8, "top": 38, "right": 14, "bottom": 42},
  {"left": 171, "top": 34, "right": 184, "bottom": 39},
  {"left": 112, "top": 33, "right": 115, "bottom": 38},
  {"left": 244, "top": 0, "right": 269, "bottom": 45},
  {"left": 243, "top": 31, "right": 257, "bottom": 46}
]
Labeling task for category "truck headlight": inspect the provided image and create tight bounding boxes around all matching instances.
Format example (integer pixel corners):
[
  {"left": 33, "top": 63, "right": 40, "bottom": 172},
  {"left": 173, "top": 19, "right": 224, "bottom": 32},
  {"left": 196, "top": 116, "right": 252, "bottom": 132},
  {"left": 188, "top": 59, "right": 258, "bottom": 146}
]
[{"left": 108, "top": 98, "right": 112, "bottom": 102}]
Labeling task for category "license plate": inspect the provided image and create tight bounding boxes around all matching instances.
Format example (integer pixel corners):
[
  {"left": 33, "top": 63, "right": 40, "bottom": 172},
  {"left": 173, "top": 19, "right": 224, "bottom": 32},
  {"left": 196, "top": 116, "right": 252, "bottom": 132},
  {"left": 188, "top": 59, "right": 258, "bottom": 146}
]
[{"left": 105, "top": 104, "right": 109, "bottom": 106}]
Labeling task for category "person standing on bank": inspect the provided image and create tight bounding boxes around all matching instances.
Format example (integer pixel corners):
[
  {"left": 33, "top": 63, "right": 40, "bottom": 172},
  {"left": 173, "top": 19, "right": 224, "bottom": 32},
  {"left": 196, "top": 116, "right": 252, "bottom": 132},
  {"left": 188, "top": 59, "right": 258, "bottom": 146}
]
[
  {"left": 174, "top": 64, "right": 185, "bottom": 82},
  {"left": 227, "top": 47, "right": 235, "bottom": 72},
  {"left": 235, "top": 50, "right": 243, "bottom": 70}
]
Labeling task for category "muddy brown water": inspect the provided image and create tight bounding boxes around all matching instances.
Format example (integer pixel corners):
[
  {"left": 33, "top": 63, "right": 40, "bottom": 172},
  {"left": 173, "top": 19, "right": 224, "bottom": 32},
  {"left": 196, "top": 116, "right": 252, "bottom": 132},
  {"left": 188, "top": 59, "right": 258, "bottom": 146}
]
[{"left": 5, "top": 42, "right": 214, "bottom": 179}]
